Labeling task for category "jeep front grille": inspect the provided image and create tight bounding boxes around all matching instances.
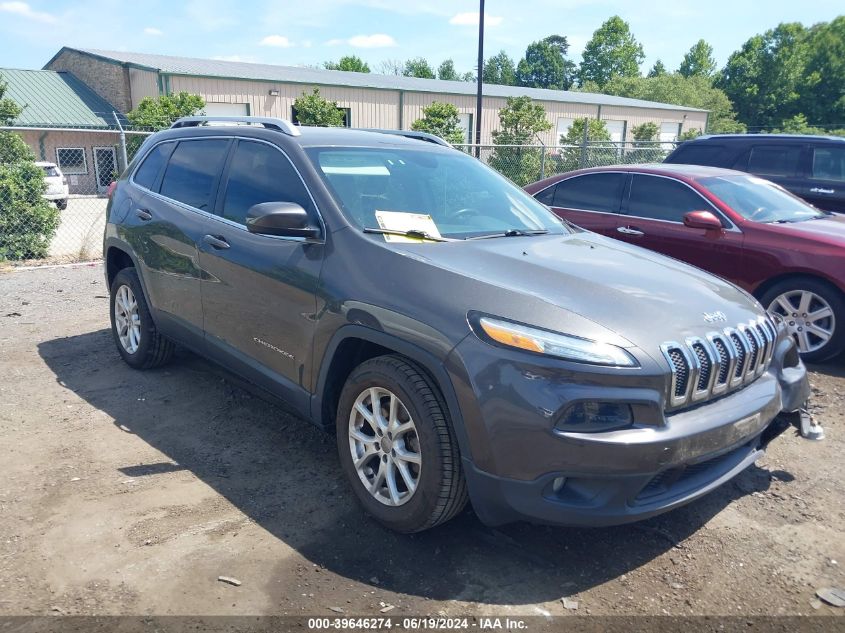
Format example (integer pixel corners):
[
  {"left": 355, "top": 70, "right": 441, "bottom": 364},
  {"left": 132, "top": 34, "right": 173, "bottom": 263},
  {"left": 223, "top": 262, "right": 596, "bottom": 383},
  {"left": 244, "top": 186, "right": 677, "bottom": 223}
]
[{"left": 660, "top": 317, "right": 778, "bottom": 410}]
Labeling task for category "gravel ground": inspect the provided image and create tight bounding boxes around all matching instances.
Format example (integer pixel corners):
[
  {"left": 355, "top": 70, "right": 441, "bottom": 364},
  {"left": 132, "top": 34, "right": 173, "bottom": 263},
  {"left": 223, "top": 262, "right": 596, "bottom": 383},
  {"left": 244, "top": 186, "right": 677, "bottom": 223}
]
[{"left": 0, "top": 263, "right": 843, "bottom": 620}]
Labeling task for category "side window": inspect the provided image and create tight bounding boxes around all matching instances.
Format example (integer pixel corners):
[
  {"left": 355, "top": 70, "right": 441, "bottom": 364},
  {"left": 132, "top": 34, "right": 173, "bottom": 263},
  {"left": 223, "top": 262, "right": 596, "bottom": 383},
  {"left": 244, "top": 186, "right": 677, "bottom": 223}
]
[
  {"left": 811, "top": 146, "right": 845, "bottom": 182},
  {"left": 747, "top": 145, "right": 802, "bottom": 177},
  {"left": 221, "top": 140, "right": 314, "bottom": 225},
  {"left": 668, "top": 144, "right": 727, "bottom": 167},
  {"left": 159, "top": 139, "right": 230, "bottom": 210},
  {"left": 551, "top": 173, "right": 626, "bottom": 213},
  {"left": 534, "top": 185, "right": 556, "bottom": 205},
  {"left": 133, "top": 142, "right": 174, "bottom": 190},
  {"left": 626, "top": 175, "right": 712, "bottom": 222}
]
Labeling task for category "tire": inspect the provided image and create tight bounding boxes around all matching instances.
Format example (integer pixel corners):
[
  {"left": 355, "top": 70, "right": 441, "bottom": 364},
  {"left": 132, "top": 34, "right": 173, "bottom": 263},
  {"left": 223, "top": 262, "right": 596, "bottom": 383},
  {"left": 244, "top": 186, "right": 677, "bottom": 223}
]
[
  {"left": 760, "top": 277, "right": 845, "bottom": 363},
  {"left": 109, "top": 267, "right": 174, "bottom": 369},
  {"left": 336, "top": 355, "right": 468, "bottom": 533},
  {"left": 56, "top": 198, "right": 67, "bottom": 210}
]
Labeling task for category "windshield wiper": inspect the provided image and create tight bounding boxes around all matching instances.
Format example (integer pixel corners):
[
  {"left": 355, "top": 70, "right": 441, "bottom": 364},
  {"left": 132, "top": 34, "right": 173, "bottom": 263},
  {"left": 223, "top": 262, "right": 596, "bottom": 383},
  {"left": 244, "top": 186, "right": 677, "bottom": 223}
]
[
  {"left": 465, "top": 229, "right": 550, "bottom": 240},
  {"left": 363, "top": 227, "right": 455, "bottom": 242}
]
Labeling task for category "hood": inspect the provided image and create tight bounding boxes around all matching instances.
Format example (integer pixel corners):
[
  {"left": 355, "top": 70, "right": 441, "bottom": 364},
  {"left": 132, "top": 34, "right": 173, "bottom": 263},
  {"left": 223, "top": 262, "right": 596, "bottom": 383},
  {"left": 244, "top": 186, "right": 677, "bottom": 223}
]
[
  {"left": 395, "top": 231, "right": 765, "bottom": 355},
  {"left": 758, "top": 213, "right": 845, "bottom": 246}
]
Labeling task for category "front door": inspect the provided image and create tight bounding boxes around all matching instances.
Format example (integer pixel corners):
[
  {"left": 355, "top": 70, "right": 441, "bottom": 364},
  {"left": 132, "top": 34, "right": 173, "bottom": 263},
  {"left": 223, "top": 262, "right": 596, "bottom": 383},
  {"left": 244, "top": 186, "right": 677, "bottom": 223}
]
[
  {"left": 93, "top": 146, "right": 117, "bottom": 194},
  {"left": 198, "top": 138, "right": 324, "bottom": 406},
  {"left": 615, "top": 174, "right": 745, "bottom": 285}
]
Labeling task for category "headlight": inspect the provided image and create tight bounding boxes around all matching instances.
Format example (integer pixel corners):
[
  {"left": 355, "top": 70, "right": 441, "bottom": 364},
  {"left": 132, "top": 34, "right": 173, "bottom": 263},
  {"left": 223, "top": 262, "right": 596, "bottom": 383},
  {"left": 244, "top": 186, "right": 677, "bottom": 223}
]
[{"left": 474, "top": 316, "right": 638, "bottom": 367}]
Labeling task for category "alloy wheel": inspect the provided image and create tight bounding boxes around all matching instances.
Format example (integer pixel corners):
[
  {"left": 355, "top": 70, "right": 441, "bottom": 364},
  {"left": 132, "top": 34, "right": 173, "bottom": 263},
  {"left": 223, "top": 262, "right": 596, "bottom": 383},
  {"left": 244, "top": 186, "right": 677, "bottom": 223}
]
[
  {"left": 114, "top": 284, "right": 141, "bottom": 354},
  {"left": 768, "top": 289, "right": 835, "bottom": 354},
  {"left": 348, "top": 387, "right": 421, "bottom": 506}
]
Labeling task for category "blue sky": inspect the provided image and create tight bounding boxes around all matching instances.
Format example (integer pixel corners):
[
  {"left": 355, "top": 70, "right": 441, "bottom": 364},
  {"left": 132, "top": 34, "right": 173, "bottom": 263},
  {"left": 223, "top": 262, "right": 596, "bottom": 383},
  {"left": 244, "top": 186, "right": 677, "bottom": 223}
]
[{"left": 1, "top": 0, "right": 843, "bottom": 75}]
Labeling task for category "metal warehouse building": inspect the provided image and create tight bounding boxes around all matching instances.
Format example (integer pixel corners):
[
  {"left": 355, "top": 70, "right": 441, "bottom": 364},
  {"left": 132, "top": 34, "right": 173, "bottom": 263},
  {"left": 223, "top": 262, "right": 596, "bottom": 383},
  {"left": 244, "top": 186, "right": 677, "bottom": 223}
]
[{"left": 44, "top": 47, "right": 708, "bottom": 146}]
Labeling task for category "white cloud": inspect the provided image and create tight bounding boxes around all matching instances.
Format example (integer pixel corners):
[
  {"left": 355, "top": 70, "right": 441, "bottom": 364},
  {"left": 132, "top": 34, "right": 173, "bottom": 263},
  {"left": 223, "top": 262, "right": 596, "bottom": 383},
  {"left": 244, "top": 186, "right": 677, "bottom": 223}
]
[
  {"left": 449, "top": 12, "right": 503, "bottom": 27},
  {"left": 0, "top": 1, "right": 56, "bottom": 23},
  {"left": 346, "top": 33, "right": 398, "bottom": 48},
  {"left": 259, "top": 34, "right": 294, "bottom": 48},
  {"left": 212, "top": 55, "right": 259, "bottom": 63},
  {"left": 143, "top": 27, "right": 163, "bottom": 36}
]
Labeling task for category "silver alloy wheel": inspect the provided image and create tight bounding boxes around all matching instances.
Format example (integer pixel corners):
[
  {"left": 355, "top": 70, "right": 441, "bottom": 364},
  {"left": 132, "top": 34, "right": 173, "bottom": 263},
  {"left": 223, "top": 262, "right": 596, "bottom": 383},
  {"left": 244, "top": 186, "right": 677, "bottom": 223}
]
[
  {"left": 768, "top": 290, "right": 836, "bottom": 354},
  {"left": 114, "top": 284, "right": 141, "bottom": 354},
  {"left": 348, "top": 387, "right": 421, "bottom": 506}
]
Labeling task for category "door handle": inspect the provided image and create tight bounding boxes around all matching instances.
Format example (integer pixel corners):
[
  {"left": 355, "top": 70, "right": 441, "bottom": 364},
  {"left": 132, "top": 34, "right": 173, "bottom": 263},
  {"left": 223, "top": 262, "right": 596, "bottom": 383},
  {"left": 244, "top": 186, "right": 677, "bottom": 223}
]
[
  {"left": 809, "top": 187, "right": 835, "bottom": 194},
  {"left": 617, "top": 226, "right": 644, "bottom": 236},
  {"left": 136, "top": 209, "right": 152, "bottom": 221},
  {"left": 203, "top": 234, "right": 230, "bottom": 250}
]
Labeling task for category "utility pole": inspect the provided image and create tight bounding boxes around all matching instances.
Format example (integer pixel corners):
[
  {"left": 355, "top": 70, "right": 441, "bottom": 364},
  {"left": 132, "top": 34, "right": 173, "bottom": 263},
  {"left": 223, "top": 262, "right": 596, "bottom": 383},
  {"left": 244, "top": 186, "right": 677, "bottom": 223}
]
[{"left": 474, "top": 0, "right": 484, "bottom": 157}]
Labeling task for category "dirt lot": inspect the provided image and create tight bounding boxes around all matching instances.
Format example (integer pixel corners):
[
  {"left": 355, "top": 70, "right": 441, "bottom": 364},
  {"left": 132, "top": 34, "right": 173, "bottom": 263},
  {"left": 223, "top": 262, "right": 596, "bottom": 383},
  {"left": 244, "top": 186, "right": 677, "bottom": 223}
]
[{"left": 1, "top": 263, "right": 843, "bottom": 620}]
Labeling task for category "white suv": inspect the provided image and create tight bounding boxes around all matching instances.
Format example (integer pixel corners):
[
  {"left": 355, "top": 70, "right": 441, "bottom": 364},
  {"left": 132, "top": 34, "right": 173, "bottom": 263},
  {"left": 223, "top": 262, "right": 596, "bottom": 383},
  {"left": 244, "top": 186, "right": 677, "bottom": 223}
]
[{"left": 36, "top": 161, "right": 69, "bottom": 210}]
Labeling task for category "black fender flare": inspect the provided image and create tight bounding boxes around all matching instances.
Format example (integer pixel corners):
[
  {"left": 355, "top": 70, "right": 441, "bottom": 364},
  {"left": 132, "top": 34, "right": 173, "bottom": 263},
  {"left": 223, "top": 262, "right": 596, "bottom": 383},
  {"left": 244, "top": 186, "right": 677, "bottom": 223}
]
[{"left": 310, "top": 324, "right": 474, "bottom": 462}]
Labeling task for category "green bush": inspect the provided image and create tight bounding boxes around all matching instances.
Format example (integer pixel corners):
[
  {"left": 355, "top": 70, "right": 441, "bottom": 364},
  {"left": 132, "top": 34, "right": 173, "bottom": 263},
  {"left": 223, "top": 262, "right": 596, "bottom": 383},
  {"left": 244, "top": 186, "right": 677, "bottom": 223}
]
[{"left": 0, "top": 133, "right": 60, "bottom": 260}]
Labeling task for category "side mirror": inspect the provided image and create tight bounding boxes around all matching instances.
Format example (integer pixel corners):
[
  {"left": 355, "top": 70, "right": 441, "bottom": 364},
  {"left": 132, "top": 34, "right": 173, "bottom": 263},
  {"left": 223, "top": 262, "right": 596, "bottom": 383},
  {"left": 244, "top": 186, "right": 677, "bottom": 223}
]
[
  {"left": 246, "top": 202, "right": 320, "bottom": 239},
  {"left": 683, "top": 210, "right": 723, "bottom": 230}
]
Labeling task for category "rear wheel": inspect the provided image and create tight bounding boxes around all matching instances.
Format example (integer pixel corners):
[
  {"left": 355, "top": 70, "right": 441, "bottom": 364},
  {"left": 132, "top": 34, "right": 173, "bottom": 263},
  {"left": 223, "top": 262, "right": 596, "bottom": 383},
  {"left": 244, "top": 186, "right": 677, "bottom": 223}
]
[
  {"left": 762, "top": 278, "right": 845, "bottom": 363},
  {"left": 109, "top": 267, "right": 174, "bottom": 369},
  {"left": 336, "top": 355, "right": 467, "bottom": 533},
  {"left": 56, "top": 198, "right": 67, "bottom": 210}
]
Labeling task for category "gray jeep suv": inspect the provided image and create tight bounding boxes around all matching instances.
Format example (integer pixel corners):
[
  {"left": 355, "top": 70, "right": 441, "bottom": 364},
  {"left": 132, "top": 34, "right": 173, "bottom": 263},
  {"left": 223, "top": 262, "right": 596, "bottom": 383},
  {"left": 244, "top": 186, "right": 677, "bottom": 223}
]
[{"left": 104, "top": 116, "right": 810, "bottom": 533}]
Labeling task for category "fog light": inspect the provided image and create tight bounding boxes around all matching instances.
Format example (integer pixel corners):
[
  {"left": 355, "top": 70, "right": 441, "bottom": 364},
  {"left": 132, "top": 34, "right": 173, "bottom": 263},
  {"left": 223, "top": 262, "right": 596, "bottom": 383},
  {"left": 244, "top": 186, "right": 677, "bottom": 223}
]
[{"left": 555, "top": 401, "right": 633, "bottom": 432}]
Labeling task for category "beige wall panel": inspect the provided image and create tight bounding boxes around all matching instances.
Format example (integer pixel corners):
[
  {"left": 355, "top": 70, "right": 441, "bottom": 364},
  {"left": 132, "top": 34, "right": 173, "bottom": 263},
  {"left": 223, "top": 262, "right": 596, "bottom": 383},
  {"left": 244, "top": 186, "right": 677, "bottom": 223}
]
[{"left": 128, "top": 69, "right": 159, "bottom": 108}]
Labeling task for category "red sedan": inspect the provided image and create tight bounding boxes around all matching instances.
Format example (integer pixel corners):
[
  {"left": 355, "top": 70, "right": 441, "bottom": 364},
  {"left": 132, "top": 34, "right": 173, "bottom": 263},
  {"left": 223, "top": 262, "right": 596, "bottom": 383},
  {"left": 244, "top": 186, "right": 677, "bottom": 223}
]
[{"left": 525, "top": 164, "right": 845, "bottom": 362}]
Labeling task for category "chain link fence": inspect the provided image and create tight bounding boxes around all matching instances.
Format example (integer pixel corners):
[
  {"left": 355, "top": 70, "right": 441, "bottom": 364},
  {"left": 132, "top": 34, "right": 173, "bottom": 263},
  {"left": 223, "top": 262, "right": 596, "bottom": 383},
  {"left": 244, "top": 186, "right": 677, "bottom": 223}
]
[
  {"left": 453, "top": 140, "right": 682, "bottom": 187},
  {"left": 0, "top": 124, "right": 153, "bottom": 265}
]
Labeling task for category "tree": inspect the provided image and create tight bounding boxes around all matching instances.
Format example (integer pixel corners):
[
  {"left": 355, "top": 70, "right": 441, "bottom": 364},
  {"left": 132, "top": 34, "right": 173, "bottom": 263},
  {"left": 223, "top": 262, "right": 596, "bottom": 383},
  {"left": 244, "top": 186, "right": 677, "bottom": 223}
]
[
  {"left": 578, "top": 16, "right": 644, "bottom": 86},
  {"left": 596, "top": 73, "right": 745, "bottom": 133},
  {"left": 630, "top": 121, "right": 658, "bottom": 143},
  {"left": 411, "top": 101, "right": 465, "bottom": 144},
  {"left": 0, "top": 76, "right": 59, "bottom": 260},
  {"left": 403, "top": 58, "right": 436, "bottom": 79},
  {"left": 483, "top": 50, "right": 517, "bottom": 85},
  {"left": 678, "top": 128, "right": 703, "bottom": 140},
  {"left": 324, "top": 55, "right": 370, "bottom": 73},
  {"left": 126, "top": 92, "right": 205, "bottom": 129},
  {"left": 460, "top": 71, "right": 476, "bottom": 82},
  {"left": 376, "top": 59, "right": 404, "bottom": 75},
  {"left": 437, "top": 59, "right": 460, "bottom": 81},
  {"left": 647, "top": 60, "right": 667, "bottom": 78},
  {"left": 556, "top": 117, "right": 616, "bottom": 170},
  {"left": 516, "top": 36, "right": 576, "bottom": 90},
  {"left": 717, "top": 23, "right": 810, "bottom": 130},
  {"left": 291, "top": 88, "right": 345, "bottom": 126},
  {"left": 679, "top": 39, "right": 716, "bottom": 78},
  {"left": 488, "top": 96, "right": 551, "bottom": 185},
  {"left": 800, "top": 17, "right": 845, "bottom": 128}
]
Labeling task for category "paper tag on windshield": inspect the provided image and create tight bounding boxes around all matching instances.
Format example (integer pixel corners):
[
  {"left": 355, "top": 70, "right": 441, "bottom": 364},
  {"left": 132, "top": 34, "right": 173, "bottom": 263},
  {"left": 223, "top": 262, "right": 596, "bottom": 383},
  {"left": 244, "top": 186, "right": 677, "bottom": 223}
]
[{"left": 374, "top": 210, "right": 443, "bottom": 243}]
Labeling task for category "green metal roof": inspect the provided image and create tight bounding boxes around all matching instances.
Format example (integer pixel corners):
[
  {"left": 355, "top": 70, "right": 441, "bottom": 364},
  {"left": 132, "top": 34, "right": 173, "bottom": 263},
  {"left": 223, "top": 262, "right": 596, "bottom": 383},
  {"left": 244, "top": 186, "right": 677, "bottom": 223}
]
[{"left": 0, "top": 68, "right": 125, "bottom": 128}]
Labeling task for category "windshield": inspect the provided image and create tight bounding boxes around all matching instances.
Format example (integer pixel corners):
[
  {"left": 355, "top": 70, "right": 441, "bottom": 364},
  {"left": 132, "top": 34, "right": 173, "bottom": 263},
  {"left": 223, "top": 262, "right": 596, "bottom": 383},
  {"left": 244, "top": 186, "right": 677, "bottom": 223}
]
[
  {"left": 700, "top": 174, "right": 826, "bottom": 223},
  {"left": 306, "top": 147, "right": 569, "bottom": 239}
]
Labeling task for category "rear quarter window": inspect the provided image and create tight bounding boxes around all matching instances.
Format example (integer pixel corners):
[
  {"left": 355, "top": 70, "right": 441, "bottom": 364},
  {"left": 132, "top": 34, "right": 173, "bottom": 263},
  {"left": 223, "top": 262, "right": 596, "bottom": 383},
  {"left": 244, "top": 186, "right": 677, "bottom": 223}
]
[{"left": 667, "top": 144, "right": 728, "bottom": 167}]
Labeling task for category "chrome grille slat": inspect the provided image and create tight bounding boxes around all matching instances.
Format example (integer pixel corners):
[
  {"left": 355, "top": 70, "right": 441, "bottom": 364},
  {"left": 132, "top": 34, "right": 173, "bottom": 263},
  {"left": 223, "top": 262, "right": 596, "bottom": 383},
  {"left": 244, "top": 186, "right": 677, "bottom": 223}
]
[{"left": 662, "top": 317, "right": 778, "bottom": 411}]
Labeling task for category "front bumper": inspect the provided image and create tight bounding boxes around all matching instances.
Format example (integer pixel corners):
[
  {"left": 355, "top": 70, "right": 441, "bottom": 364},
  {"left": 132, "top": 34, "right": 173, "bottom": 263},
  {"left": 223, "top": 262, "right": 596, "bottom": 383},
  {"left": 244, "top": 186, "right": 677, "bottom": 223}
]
[{"left": 447, "top": 334, "right": 810, "bottom": 527}]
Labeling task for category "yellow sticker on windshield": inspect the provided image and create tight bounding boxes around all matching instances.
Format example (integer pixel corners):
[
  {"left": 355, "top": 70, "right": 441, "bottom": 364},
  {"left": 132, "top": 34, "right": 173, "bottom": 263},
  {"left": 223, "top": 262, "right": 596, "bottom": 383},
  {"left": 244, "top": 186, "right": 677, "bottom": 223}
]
[{"left": 374, "top": 210, "right": 443, "bottom": 242}]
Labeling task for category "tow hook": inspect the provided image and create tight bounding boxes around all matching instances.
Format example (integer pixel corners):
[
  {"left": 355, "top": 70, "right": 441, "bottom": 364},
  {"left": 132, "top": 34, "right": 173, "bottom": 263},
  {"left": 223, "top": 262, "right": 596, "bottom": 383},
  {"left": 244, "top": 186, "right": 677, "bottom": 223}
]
[{"left": 795, "top": 406, "right": 825, "bottom": 441}]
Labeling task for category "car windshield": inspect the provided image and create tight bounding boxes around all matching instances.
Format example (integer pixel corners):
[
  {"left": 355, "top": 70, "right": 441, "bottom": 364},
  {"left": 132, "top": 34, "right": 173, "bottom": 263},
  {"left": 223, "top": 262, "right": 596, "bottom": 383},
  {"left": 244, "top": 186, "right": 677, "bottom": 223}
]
[
  {"left": 306, "top": 147, "right": 569, "bottom": 239},
  {"left": 699, "top": 174, "right": 826, "bottom": 223},
  {"left": 42, "top": 166, "right": 59, "bottom": 177}
]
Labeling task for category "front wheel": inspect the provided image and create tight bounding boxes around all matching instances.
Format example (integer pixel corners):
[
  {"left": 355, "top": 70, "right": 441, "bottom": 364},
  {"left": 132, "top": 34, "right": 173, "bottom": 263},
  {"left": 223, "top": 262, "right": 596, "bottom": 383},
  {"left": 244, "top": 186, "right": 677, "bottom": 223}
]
[
  {"left": 336, "top": 355, "right": 467, "bottom": 533},
  {"left": 762, "top": 278, "right": 845, "bottom": 363},
  {"left": 56, "top": 198, "right": 68, "bottom": 210}
]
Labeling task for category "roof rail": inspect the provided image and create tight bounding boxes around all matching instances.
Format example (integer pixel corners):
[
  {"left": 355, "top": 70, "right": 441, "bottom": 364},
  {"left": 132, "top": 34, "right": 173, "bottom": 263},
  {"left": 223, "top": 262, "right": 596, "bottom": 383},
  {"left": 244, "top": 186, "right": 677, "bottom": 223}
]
[
  {"left": 170, "top": 116, "right": 301, "bottom": 136},
  {"left": 359, "top": 128, "right": 452, "bottom": 147}
]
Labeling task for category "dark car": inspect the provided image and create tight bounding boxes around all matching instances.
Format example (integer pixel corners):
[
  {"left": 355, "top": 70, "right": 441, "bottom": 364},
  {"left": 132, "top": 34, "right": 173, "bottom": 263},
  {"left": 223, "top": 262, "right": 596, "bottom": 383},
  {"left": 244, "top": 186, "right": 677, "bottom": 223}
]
[
  {"left": 664, "top": 134, "right": 845, "bottom": 213},
  {"left": 104, "top": 116, "right": 809, "bottom": 533},
  {"left": 525, "top": 165, "right": 845, "bottom": 363}
]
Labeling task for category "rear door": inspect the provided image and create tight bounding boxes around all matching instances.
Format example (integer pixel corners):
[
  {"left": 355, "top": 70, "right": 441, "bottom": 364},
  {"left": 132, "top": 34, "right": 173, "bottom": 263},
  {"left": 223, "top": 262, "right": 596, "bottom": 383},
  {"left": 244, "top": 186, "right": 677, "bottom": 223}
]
[
  {"left": 198, "top": 138, "right": 325, "bottom": 407},
  {"left": 126, "top": 138, "right": 231, "bottom": 344},
  {"left": 802, "top": 144, "right": 845, "bottom": 212},
  {"left": 615, "top": 174, "right": 745, "bottom": 283},
  {"left": 738, "top": 143, "right": 808, "bottom": 199},
  {"left": 539, "top": 172, "right": 627, "bottom": 237}
]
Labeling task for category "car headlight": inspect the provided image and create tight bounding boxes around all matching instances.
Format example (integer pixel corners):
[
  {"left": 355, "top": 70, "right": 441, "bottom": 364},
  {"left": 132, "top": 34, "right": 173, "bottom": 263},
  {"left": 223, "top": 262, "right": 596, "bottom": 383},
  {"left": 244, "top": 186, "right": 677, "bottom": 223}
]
[{"left": 474, "top": 316, "right": 638, "bottom": 367}]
